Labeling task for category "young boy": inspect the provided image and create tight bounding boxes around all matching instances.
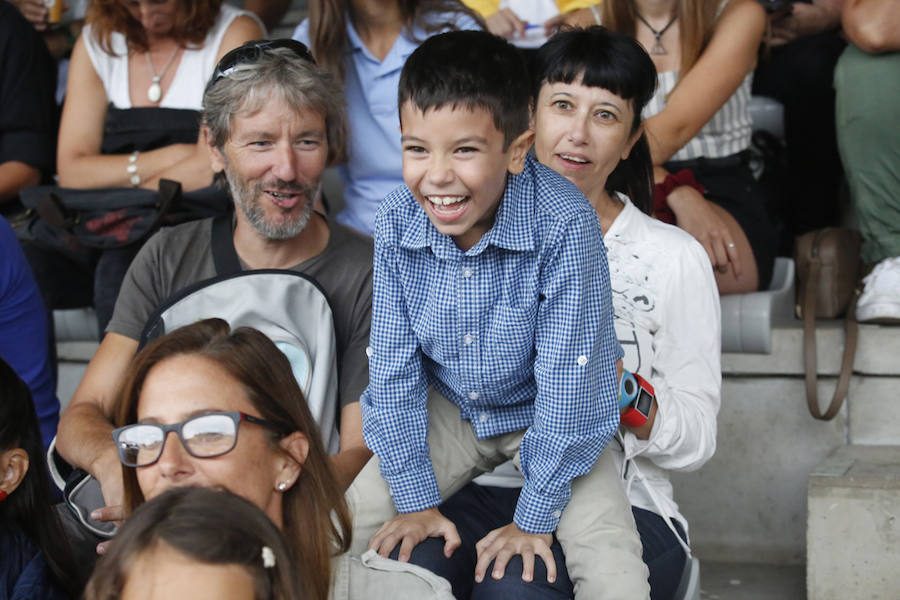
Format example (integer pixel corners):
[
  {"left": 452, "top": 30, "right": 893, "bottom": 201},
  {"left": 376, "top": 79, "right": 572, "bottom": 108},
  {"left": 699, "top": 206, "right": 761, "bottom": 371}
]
[{"left": 351, "top": 31, "right": 650, "bottom": 598}]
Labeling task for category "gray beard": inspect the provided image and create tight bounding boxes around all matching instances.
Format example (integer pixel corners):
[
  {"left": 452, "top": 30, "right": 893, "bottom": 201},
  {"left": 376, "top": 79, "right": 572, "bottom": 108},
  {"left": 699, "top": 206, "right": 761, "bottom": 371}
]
[{"left": 227, "top": 172, "right": 318, "bottom": 241}]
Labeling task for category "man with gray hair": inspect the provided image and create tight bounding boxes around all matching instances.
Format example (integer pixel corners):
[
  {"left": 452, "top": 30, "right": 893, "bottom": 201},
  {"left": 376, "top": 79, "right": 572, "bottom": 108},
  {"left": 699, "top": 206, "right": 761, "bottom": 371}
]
[{"left": 55, "top": 40, "right": 374, "bottom": 524}]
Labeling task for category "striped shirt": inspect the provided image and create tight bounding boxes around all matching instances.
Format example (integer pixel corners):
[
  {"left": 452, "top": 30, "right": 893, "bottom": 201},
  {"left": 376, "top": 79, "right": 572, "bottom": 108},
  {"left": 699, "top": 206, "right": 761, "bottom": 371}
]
[
  {"left": 643, "top": 70, "right": 753, "bottom": 161},
  {"left": 361, "top": 154, "right": 623, "bottom": 533}
]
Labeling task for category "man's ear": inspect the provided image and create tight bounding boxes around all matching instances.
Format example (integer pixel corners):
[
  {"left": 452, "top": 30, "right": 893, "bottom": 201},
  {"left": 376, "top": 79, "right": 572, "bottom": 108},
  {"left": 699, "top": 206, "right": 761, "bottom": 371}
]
[
  {"left": 203, "top": 127, "right": 226, "bottom": 174},
  {"left": 0, "top": 448, "right": 29, "bottom": 497},
  {"left": 275, "top": 432, "right": 309, "bottom": 491},
  {"left": 507, "top": 129, "right": 535, "bottom": 175}
]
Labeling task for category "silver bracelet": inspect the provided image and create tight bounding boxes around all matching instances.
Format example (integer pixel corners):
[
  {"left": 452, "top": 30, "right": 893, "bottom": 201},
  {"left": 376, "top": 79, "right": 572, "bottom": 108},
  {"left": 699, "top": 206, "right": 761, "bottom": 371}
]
[
  {"left": 127, "top": 151, "right": 141, "bottom": 187},
  {"left": 589, "top": 3, "right": 601, "bottom": 24}
]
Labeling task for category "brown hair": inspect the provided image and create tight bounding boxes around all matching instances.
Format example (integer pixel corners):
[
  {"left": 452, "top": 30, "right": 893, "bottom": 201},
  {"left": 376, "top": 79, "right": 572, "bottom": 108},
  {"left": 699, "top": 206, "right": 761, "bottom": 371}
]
[
  {"left": 307, "top": 0, "right": 484, "bottom": 81},
  {"left": 84, "top": 487, "right": 302, "bottom": 600},
  {"left": 115, "top": 318, "right": 351, "bottom": 600},
  {"left": 86, "top": 0, "right": 225, "bottom": 54},
  {"left": 601, "top": 0, "right": 718, "bottom": 77}
]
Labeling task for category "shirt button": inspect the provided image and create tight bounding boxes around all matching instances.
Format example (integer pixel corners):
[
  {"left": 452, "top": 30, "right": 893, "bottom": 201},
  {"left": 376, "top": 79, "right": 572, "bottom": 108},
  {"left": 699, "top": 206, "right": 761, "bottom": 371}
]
[
  {"left": 576, "top": 355, "right": 588, "bottom": 366},
  {"left": 463, "top": 268, "right": 473, "bottom": 279},
  {"left": 365, "top": 346, "right": 373, "bottom": 358},
  {"left": 552, "top": 510, "right": 562, "bottom": 519},
  {"left": 479, "top": 412, "right": 489, "bottom": 422},
  {"left": 469, "top": 391, "right": 479, "bottom": 401},
  {"left": 463, "top": 334, "right": 474, "bottom": 345}
]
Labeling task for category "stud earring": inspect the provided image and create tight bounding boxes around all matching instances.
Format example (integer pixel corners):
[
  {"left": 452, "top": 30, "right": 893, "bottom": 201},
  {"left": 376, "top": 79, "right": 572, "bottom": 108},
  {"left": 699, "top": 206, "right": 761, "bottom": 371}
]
[
  {"left": 0, "top": 490, "right": 7, "bottom": 502},
  {"left": 277, "top": 482, "right": 288, "bottom": 491}
]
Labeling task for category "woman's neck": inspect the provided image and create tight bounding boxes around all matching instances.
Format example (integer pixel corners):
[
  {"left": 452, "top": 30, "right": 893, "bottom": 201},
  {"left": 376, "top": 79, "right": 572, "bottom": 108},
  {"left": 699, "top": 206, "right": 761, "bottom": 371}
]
[
  {"left": 349, "top": 0, "right": 405, "bottom": 58},
  {"left": 633, "top": 0, "right": 677, "bottom": 21},
  {"left": 589, "top": 188, "right": 625, "bottom": 233}
]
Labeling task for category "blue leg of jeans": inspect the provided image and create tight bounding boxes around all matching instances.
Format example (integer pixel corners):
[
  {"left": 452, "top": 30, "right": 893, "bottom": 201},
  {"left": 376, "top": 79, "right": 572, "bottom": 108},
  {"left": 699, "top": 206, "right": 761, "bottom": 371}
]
[
  {"left": 401, "top": 484, "right": 687, "bottom": 600},
  {"left": 398, "top": 483, "right": 574, "bottom": 599},
  {"left": 632, "top": 506, "right": 687, "bottom": 600}
]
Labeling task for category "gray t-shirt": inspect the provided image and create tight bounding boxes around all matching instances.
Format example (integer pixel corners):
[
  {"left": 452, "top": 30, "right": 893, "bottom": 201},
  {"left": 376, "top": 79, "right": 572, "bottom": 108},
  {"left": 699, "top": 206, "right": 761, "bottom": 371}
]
[{"left": 108, "top": 215, "right": 373, "bottom": 409}]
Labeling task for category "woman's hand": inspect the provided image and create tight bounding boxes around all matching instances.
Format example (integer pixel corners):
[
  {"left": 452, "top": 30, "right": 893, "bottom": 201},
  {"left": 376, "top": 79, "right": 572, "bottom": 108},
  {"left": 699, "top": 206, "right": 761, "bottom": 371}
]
[
  {"left": 475, "top": 523, "right": 556, "bottom": 583},
  {"left": 769, "top": 0, "right": 843, "bottom": 46},
  {"left": 368, "top": 506, "right": 461, "bottom": 563},
  {"left": 543, "top": 6, "right": 598, "bottom": 35},
  {"left": 666, "top": 185, "right": 743, "bottom": 278},
  {"left": 486, "top": 8, "right": 527, "bottom": 39},
  {"left": 11, "top": 0, "right": 49, "bottom": 29}
]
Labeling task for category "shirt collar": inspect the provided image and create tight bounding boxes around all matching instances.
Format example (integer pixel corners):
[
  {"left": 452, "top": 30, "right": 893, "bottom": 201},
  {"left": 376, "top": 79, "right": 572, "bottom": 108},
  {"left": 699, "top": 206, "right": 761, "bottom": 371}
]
[{"left": 345, "top": 17, "right": 418, "bottom": 63}]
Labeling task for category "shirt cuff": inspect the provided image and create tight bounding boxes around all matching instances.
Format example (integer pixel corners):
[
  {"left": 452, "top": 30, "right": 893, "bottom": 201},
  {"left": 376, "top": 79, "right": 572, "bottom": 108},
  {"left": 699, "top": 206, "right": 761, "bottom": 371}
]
[
  {"left": 382, "top": 461, "right": 442, "bottom": 515},
  {"left": 513, "top": 481, "right": 570, "bottom": 534}
]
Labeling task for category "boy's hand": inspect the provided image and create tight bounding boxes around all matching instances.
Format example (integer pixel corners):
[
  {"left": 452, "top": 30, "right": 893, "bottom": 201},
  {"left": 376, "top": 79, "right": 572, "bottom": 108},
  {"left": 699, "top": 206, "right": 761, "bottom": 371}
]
[
  {"left": 475, "top": 523, "right": 556, "bottom": 584},
  {"left": 368, "top": 506, "right": 461, "bottom": 562}
]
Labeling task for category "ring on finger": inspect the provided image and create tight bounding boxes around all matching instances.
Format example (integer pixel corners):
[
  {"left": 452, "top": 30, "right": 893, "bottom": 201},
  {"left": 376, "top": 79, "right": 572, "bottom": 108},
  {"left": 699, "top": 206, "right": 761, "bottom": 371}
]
[{"left": 726, "top": 242, "right": 736, "bottom": 249}]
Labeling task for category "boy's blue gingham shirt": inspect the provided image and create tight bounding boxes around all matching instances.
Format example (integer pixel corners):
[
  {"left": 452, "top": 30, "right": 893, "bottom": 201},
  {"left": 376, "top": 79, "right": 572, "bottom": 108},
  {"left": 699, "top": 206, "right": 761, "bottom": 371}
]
[{"left": 361, "top": 155, "right": 623, "bottom": 533}]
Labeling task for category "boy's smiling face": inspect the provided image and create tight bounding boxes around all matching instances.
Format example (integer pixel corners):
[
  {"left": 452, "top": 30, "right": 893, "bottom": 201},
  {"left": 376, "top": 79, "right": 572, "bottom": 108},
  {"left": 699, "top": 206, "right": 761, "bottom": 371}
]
[{"left": 400, "top": 102, "right": 532, "bottom": 251}]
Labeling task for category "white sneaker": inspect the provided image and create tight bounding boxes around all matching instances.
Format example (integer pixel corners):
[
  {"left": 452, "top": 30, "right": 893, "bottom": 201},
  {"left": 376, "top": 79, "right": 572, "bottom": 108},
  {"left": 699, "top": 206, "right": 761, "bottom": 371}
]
[{"left": 856, "top": 256, "right": 900, "bottom": 323}]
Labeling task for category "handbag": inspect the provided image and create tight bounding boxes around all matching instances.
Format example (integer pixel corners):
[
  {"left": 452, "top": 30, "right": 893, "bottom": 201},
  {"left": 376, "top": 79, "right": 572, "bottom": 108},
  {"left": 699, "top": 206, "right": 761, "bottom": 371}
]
[
  {"left": 17, "top": 179, "right": 230, "bottom": 257},
  {"left": 793, "top": 228, "right": 862, "bottom": 420}
]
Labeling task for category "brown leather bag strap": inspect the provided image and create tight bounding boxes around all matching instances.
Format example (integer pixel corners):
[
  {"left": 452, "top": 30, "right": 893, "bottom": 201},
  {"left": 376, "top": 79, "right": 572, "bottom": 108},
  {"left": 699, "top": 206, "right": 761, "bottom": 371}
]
[{"left": 802, "top": 259, "right": 860, "bottom": 421}]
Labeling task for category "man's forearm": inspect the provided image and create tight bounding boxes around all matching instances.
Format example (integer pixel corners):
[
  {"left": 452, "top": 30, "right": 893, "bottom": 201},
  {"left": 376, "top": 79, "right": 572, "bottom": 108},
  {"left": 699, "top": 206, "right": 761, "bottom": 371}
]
[
  {"left": 56, "top": 402, "right": 119, "bottom": 476},
  {"left": 330, "top": 445, "right": 374, "bottom": 491}
]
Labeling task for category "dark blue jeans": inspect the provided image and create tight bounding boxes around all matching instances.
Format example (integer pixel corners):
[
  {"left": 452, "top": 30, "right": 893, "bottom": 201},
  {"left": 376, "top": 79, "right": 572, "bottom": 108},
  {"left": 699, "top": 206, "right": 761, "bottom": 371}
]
[{"left": 395, "top": 482, "right": 686, "bottom": 600}]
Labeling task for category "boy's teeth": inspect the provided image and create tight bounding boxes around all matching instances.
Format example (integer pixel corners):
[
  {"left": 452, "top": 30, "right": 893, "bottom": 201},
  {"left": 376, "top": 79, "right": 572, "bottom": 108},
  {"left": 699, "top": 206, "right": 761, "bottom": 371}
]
[
  {"left": 561, "top": 154, "right": 588, "bottom": 163},
  {"left": 428, "top": 196, "right": 465, "bottom": 206}
]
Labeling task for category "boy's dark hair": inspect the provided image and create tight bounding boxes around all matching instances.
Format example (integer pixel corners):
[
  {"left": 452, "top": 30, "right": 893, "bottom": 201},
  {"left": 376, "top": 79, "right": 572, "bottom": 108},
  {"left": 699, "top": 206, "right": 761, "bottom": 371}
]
[
  {"left": 398, "top": 30, "right": 531, "bottom": 149},
  {"left": 533, "top": 27, "right": 658, "bottom": 214}
]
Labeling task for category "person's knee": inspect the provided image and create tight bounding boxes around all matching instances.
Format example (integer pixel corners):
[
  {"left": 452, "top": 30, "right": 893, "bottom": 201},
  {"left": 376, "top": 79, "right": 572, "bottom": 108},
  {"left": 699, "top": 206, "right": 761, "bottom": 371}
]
[{"left": 471, "top": 553, "right": 574, "bottom": 600}]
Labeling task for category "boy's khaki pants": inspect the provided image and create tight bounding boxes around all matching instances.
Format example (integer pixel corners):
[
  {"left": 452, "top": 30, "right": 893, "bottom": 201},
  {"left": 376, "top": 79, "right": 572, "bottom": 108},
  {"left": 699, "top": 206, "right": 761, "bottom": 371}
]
[{"left": 347, "top": 388, "right": 651, "bottom": 600}]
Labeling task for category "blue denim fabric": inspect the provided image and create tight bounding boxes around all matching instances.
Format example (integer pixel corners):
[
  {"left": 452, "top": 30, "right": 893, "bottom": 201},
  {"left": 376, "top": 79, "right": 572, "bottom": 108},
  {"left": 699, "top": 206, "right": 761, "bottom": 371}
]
[{"left": 401, "top": 482, "right": 687, "bottom": 600}]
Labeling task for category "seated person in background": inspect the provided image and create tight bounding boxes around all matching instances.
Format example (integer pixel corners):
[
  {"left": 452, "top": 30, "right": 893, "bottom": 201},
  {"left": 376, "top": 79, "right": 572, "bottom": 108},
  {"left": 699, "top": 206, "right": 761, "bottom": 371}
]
[
  {"left": 1, "top": 357, "right": 80, "bottom": 600},
  {"left": 111, "top": 319, "right": 457, "bottom": 600},
  {"left": 20, "top": 0, "right": 264, "bottom": 335},
  {"left": 835, "top": 0, "right": 900, "bottom": 322},
  {"left": 752, "top": 0, "right": 847, "bottom": 245},
  {"left": 595, "top": 0, "right": 778, "bottom": 294},
  {"left": 0, "top": 0, "right": 57, "bottom": 212},
  {"left": 84, "top": 487, "right": 302, "bottom": 600},
  {"left": 292, "top": 0, "right": 482, "bottom": 235},
  {"left": 55, "top": 40, "right": 373, "bottom": 534},
  {"left": 461, "top": 0, "right": 597, "bottom": 41},
  {"left": 411, "top": 27, "right": 721, "bottom": 600},
  {"left": 354, "top": 30, "right": 648, "bottom": 599},
  {"left": 0, "top": 217, "right": 59, "bottom": 449}
]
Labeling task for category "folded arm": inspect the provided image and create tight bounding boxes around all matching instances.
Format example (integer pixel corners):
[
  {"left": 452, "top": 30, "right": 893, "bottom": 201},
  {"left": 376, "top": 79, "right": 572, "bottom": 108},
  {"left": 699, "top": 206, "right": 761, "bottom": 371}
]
[{"left": 842, "top": 0, "right": 900, "bottom": 53}]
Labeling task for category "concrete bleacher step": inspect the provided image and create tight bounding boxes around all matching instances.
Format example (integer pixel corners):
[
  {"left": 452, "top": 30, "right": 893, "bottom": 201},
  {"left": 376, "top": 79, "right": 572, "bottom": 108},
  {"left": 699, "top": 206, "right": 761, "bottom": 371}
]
[
  {"left": 673, "top": 316, "right": 900, "bottom": 566},
  {"left": 699, "top": 561, "right": 805, "bottom": 600},
  {"left": 807, "top": 445, "right": 900, "bottom": 600}
]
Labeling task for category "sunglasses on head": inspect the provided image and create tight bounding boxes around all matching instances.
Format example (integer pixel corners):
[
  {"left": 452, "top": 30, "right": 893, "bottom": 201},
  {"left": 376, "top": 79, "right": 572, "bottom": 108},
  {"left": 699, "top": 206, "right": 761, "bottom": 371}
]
[
  {"left": 207, "top": 38, "right": 316, "bottom": 90},
  {"left": 112, "top": 411, "right": 291, "bottom": 468}
]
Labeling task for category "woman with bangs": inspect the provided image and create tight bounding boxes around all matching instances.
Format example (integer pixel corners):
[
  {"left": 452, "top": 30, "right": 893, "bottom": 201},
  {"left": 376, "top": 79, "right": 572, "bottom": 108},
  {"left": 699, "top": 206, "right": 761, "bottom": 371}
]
[
  {"left": 573, "top": 0, "right": 776, "bottom": 295},
  {"left": 402, "top": 28, "right": 720, "bottom": 600},
  {"left": 22, "top": 0, "right": 265, "bottom": 335}
]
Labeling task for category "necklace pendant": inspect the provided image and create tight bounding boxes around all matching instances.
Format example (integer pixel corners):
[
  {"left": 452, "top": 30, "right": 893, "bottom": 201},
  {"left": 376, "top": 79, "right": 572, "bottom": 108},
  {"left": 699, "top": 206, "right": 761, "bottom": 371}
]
[
  {"left": 147, "top": 78, "right": 162, "bottom": 103},
  {"left": 650, "top": 41, "right": 668, "bottom": 55}
]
